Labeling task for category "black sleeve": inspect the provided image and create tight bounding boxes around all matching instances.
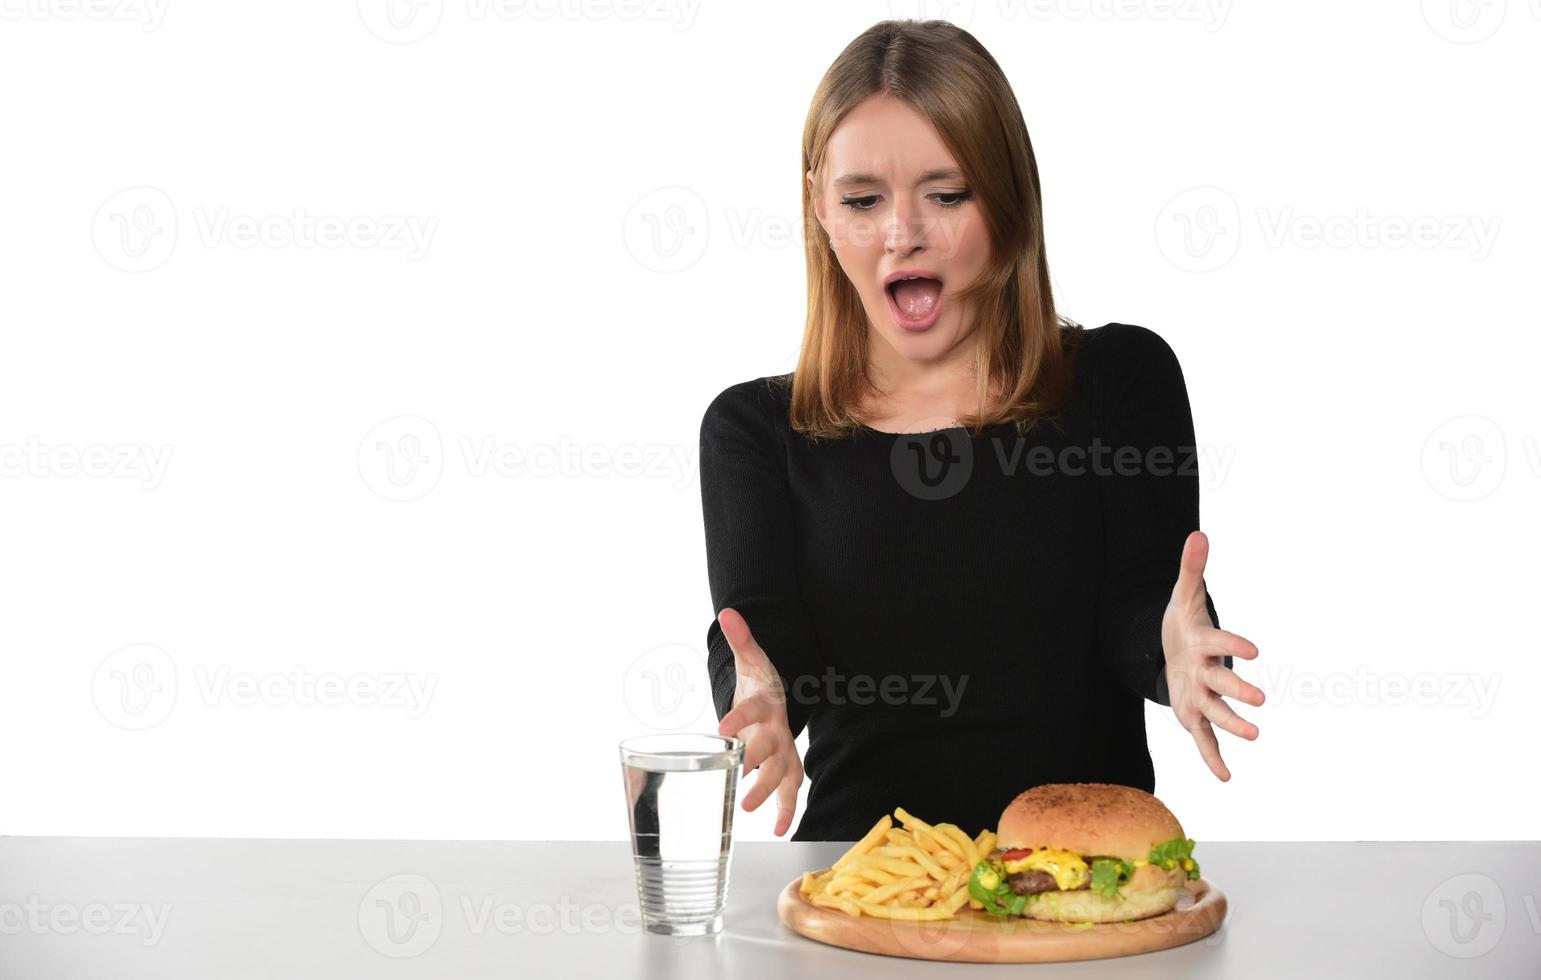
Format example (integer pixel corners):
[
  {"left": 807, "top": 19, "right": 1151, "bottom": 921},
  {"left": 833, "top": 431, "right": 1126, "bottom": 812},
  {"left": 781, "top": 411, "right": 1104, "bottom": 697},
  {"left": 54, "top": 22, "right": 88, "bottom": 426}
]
[
  {"left": 1094, "top": 325, "right": 1231, "bottom": 706},
  {"left": 698, "top": 379, "right": 825, "bottom": 739}
]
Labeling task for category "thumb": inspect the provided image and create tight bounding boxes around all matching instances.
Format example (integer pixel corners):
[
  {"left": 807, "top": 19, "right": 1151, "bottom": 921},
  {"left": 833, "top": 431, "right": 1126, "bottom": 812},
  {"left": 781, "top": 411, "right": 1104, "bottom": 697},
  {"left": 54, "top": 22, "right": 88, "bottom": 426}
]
[
  {"left": 1171, "top": 530, "right": 1209, "bottom": 609},
  {"left": 718, "top": 607, "right": 768, "bottom": 667}
]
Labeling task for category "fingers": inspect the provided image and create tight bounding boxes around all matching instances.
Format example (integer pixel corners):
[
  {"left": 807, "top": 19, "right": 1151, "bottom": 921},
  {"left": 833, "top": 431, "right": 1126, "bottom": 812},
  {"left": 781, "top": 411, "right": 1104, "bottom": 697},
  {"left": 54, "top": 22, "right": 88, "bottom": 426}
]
[
  {"left": 1205, "top": 661, "right": 1265, "bottom": 707},
  {"left": 718, "top": 695, "right": 772, "bottom": 738},
  {"left": 741, "top": 754, "right": 787, "bottom": 813},
  {"left": 1209, "top": 628, "right": 1260, "bottom": 660},
  {"left": 773, "top": 757, "right": 804, "bottom": 837},
  {"left": 1181, "top": 713, "right": 1231, "bottom": 781},
  {"left": 738, "top": 728, "right": 779, "bottom": 772},
  {"left": 1200, "top": 690, "right": 1259, "bottom": 741}
]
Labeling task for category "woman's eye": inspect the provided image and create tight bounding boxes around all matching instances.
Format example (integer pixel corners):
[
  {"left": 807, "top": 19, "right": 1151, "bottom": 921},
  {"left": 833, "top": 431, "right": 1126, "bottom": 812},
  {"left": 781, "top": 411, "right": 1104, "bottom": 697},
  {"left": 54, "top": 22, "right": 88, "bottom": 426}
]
[{"left": 837, "top": 190, "right": 973, "bottom": 212}]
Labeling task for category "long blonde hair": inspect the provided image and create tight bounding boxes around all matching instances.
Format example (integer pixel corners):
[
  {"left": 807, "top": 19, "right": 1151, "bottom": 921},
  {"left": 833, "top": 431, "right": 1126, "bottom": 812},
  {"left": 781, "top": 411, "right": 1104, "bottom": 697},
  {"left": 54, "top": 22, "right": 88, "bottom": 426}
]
[{"left": 790, "top": 19, "right": 1083, "bottom": 440}]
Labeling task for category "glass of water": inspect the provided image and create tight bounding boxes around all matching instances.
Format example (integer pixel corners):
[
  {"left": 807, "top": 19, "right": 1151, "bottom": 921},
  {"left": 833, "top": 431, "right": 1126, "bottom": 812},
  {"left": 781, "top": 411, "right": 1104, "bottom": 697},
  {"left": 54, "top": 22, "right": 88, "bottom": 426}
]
[{"left": 619, "top": 733, "right": 744, "bottom": 936}]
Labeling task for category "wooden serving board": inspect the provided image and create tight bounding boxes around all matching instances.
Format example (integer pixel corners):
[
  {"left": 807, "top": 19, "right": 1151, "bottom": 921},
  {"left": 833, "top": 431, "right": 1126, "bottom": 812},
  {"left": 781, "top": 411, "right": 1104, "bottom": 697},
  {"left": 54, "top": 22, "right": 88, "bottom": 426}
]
[{"left": 777, "top": 868, "right": 1226, "bottom": 963}]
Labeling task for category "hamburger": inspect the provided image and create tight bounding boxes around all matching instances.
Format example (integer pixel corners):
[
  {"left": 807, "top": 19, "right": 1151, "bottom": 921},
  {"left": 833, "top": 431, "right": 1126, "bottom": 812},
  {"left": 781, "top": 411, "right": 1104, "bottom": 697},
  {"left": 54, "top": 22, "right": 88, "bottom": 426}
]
[{"left": 966, "top": 783, "right": 1201, "bottom": 924}]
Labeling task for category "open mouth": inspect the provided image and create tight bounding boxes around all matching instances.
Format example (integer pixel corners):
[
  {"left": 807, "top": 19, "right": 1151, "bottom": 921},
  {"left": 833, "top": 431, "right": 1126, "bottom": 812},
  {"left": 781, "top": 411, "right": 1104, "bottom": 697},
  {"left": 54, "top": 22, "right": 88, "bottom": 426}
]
[{"left": 885, "top": 274, "right": 944, "bottom": 331}]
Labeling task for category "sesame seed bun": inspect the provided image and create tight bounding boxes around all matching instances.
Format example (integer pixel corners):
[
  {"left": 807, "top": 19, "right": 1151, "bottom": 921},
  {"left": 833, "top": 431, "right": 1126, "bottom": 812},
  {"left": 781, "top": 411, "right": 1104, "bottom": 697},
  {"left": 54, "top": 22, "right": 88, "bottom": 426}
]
[{"left": 996, "top": 782, "right": 1185, "bottom": 863}]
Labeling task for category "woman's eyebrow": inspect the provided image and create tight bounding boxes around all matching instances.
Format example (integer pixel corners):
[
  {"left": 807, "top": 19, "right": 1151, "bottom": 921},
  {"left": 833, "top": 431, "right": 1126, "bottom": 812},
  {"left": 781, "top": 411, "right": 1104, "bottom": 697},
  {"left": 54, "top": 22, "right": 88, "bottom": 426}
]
[{"left": 832, "top": 168, "right": 964, "bottom": 187}]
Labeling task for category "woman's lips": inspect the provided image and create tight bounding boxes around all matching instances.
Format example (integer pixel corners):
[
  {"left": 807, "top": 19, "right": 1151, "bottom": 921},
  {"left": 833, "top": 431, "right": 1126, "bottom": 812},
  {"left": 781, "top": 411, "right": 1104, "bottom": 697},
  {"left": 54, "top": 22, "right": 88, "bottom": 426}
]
[{"left": 885, "top": 277, "right": 944, "bottom": 332}]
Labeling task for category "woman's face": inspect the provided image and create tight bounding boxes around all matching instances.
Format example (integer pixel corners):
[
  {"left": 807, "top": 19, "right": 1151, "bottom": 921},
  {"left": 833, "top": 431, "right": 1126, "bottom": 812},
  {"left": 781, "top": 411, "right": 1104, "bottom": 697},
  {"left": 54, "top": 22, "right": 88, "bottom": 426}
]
[{"left": 808, "top": 93, "right": 991, "bottom": 367}]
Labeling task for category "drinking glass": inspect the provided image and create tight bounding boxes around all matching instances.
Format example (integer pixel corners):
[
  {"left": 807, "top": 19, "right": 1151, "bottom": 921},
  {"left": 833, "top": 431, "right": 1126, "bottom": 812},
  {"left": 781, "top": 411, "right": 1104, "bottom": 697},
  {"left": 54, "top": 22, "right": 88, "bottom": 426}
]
[{"left": 619, "top": 733, "right": 744, "bottom": 936}]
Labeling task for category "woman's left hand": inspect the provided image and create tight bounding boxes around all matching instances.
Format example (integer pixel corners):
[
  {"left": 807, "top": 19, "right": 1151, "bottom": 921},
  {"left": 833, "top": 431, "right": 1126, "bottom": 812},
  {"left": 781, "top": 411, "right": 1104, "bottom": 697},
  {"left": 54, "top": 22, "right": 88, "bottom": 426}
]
[{"left": 1161, "top": 530, "right": 1264, "bottom": 781}]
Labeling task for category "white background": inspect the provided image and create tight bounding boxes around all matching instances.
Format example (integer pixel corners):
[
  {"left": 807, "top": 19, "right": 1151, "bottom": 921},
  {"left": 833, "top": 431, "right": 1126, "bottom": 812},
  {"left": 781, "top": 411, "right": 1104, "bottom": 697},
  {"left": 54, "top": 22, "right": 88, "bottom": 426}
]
[{"left": 1, "top": 0, "right": 1535, "bottom": 843}]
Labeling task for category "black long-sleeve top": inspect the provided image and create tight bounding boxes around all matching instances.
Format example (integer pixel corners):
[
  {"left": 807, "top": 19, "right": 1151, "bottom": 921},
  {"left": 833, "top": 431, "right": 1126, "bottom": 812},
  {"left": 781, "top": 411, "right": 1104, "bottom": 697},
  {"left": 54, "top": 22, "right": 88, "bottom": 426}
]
[{"left": 698, "top": 322, "right": 1231, "bottom": 841}]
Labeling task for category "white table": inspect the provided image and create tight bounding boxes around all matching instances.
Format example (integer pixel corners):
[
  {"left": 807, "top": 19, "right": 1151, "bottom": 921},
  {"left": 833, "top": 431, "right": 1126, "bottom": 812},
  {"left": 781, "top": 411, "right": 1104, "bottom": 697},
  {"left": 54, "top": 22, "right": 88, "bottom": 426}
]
[{"left": 2, "top": 838, "right": 1537, "bottom": 978}]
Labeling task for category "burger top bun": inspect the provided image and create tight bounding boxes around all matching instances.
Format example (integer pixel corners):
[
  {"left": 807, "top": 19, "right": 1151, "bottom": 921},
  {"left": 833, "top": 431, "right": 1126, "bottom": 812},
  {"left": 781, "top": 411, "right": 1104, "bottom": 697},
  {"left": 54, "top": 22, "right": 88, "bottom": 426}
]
[{"left": 995, "top": 783, "right": 1184, "bottom": 863}]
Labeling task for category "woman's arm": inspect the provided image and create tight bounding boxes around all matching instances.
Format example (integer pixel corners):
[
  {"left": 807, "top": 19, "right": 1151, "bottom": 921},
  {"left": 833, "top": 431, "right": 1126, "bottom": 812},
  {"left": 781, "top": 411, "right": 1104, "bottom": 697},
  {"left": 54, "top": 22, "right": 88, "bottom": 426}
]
[
  {"left": 699, "top": 378, "right": 826, "bottom": 739},
  {"left": 1094, "top": 324, "right": 1263, "bottom": 781},
  {"left": 1093, "top": 324, "right": 1232, "bottom": 706}
]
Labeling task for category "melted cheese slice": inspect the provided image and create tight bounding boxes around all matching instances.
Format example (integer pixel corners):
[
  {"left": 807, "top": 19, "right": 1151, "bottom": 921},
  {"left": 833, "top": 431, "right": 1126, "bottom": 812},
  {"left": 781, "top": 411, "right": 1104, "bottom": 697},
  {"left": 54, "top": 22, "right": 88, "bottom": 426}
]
[
  {"left": 1000, "top": 850, "right": 1153, "bottom": 891},
  {"left": 999, "top": 848, "right": 1089, "bottom": 891}
]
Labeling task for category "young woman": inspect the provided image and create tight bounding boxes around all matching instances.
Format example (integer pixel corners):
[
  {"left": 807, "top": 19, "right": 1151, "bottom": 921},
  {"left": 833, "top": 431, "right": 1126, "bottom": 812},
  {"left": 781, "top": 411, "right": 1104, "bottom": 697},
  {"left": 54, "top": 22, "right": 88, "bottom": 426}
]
[{"left": 699, "top": 20, "right": 1263, "bottom": 842}]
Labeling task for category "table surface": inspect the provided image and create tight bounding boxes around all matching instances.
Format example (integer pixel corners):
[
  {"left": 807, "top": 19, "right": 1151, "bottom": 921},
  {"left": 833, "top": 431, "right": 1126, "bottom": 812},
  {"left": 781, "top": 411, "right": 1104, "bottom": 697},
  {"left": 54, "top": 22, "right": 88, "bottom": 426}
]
[{"left": 2, "top": 838, "right": 1538, "bottom": 978}]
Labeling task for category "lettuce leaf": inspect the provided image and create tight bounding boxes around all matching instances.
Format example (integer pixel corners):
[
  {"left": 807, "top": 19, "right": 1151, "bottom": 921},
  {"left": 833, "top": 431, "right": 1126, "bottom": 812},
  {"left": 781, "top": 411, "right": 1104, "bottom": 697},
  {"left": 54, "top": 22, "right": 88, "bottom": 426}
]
[
  {"left": 1089, "top": 858, "right": 1134, "bottom": 897},
  {"left": 1148, "top": 837, "right": 1201, "bottom": 879}
]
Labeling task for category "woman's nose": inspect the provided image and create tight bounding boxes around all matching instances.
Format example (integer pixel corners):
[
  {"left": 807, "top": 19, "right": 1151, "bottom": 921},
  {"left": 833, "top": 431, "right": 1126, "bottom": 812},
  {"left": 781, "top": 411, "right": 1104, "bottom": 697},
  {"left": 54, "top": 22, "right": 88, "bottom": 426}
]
[{"left": 884, "top": 198, "right": 928, "bottom": 256}]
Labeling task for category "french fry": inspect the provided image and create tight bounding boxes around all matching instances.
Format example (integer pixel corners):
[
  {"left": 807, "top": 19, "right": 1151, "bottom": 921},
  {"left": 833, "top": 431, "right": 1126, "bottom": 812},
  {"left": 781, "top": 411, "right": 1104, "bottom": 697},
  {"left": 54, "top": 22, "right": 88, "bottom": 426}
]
[
  {"left": 832, "top": 815, "right": 892, "bottom": 873},
  {"left": 941, "top": 823, "right": 981, "bottom": 868},
  {"left": 862, "top": 875, "right": 931, "bottom": 905},
  {"left": 942, "top": 883, "right": 973, "bottom": 913},
  {"left": 894, "top": 807, "right": 966, "bottom": 861},
  {"left": 800, "top": 807, "right": 994, "bottom": 921},
  {"left": 856, "top": 901, "right": 959, "bottom": 920},
  {"left": 809, "top": 892, "right": 862, "bottom": 916}
]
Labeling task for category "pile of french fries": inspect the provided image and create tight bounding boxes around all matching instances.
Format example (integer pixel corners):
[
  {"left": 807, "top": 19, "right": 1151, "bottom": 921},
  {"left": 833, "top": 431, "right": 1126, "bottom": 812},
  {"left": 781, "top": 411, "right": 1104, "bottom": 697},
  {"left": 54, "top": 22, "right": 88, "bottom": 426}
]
[{"left": 798, "top": 807, "right": 997, "bottom": 920}]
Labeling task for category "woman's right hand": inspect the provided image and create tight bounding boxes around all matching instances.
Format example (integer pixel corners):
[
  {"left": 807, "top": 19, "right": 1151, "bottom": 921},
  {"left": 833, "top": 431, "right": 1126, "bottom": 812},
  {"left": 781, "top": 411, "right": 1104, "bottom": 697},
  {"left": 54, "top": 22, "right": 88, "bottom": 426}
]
[{"left": 714, "top": 607, "right": 806, "bottom": 837}]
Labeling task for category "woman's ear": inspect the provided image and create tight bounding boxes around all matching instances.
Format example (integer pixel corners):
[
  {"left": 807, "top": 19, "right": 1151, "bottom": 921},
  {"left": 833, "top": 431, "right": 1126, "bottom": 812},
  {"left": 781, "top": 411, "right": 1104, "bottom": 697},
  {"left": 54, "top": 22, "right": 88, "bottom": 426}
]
[{"left": 806, "top": 168, "right": 828, "bottom": 239}]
